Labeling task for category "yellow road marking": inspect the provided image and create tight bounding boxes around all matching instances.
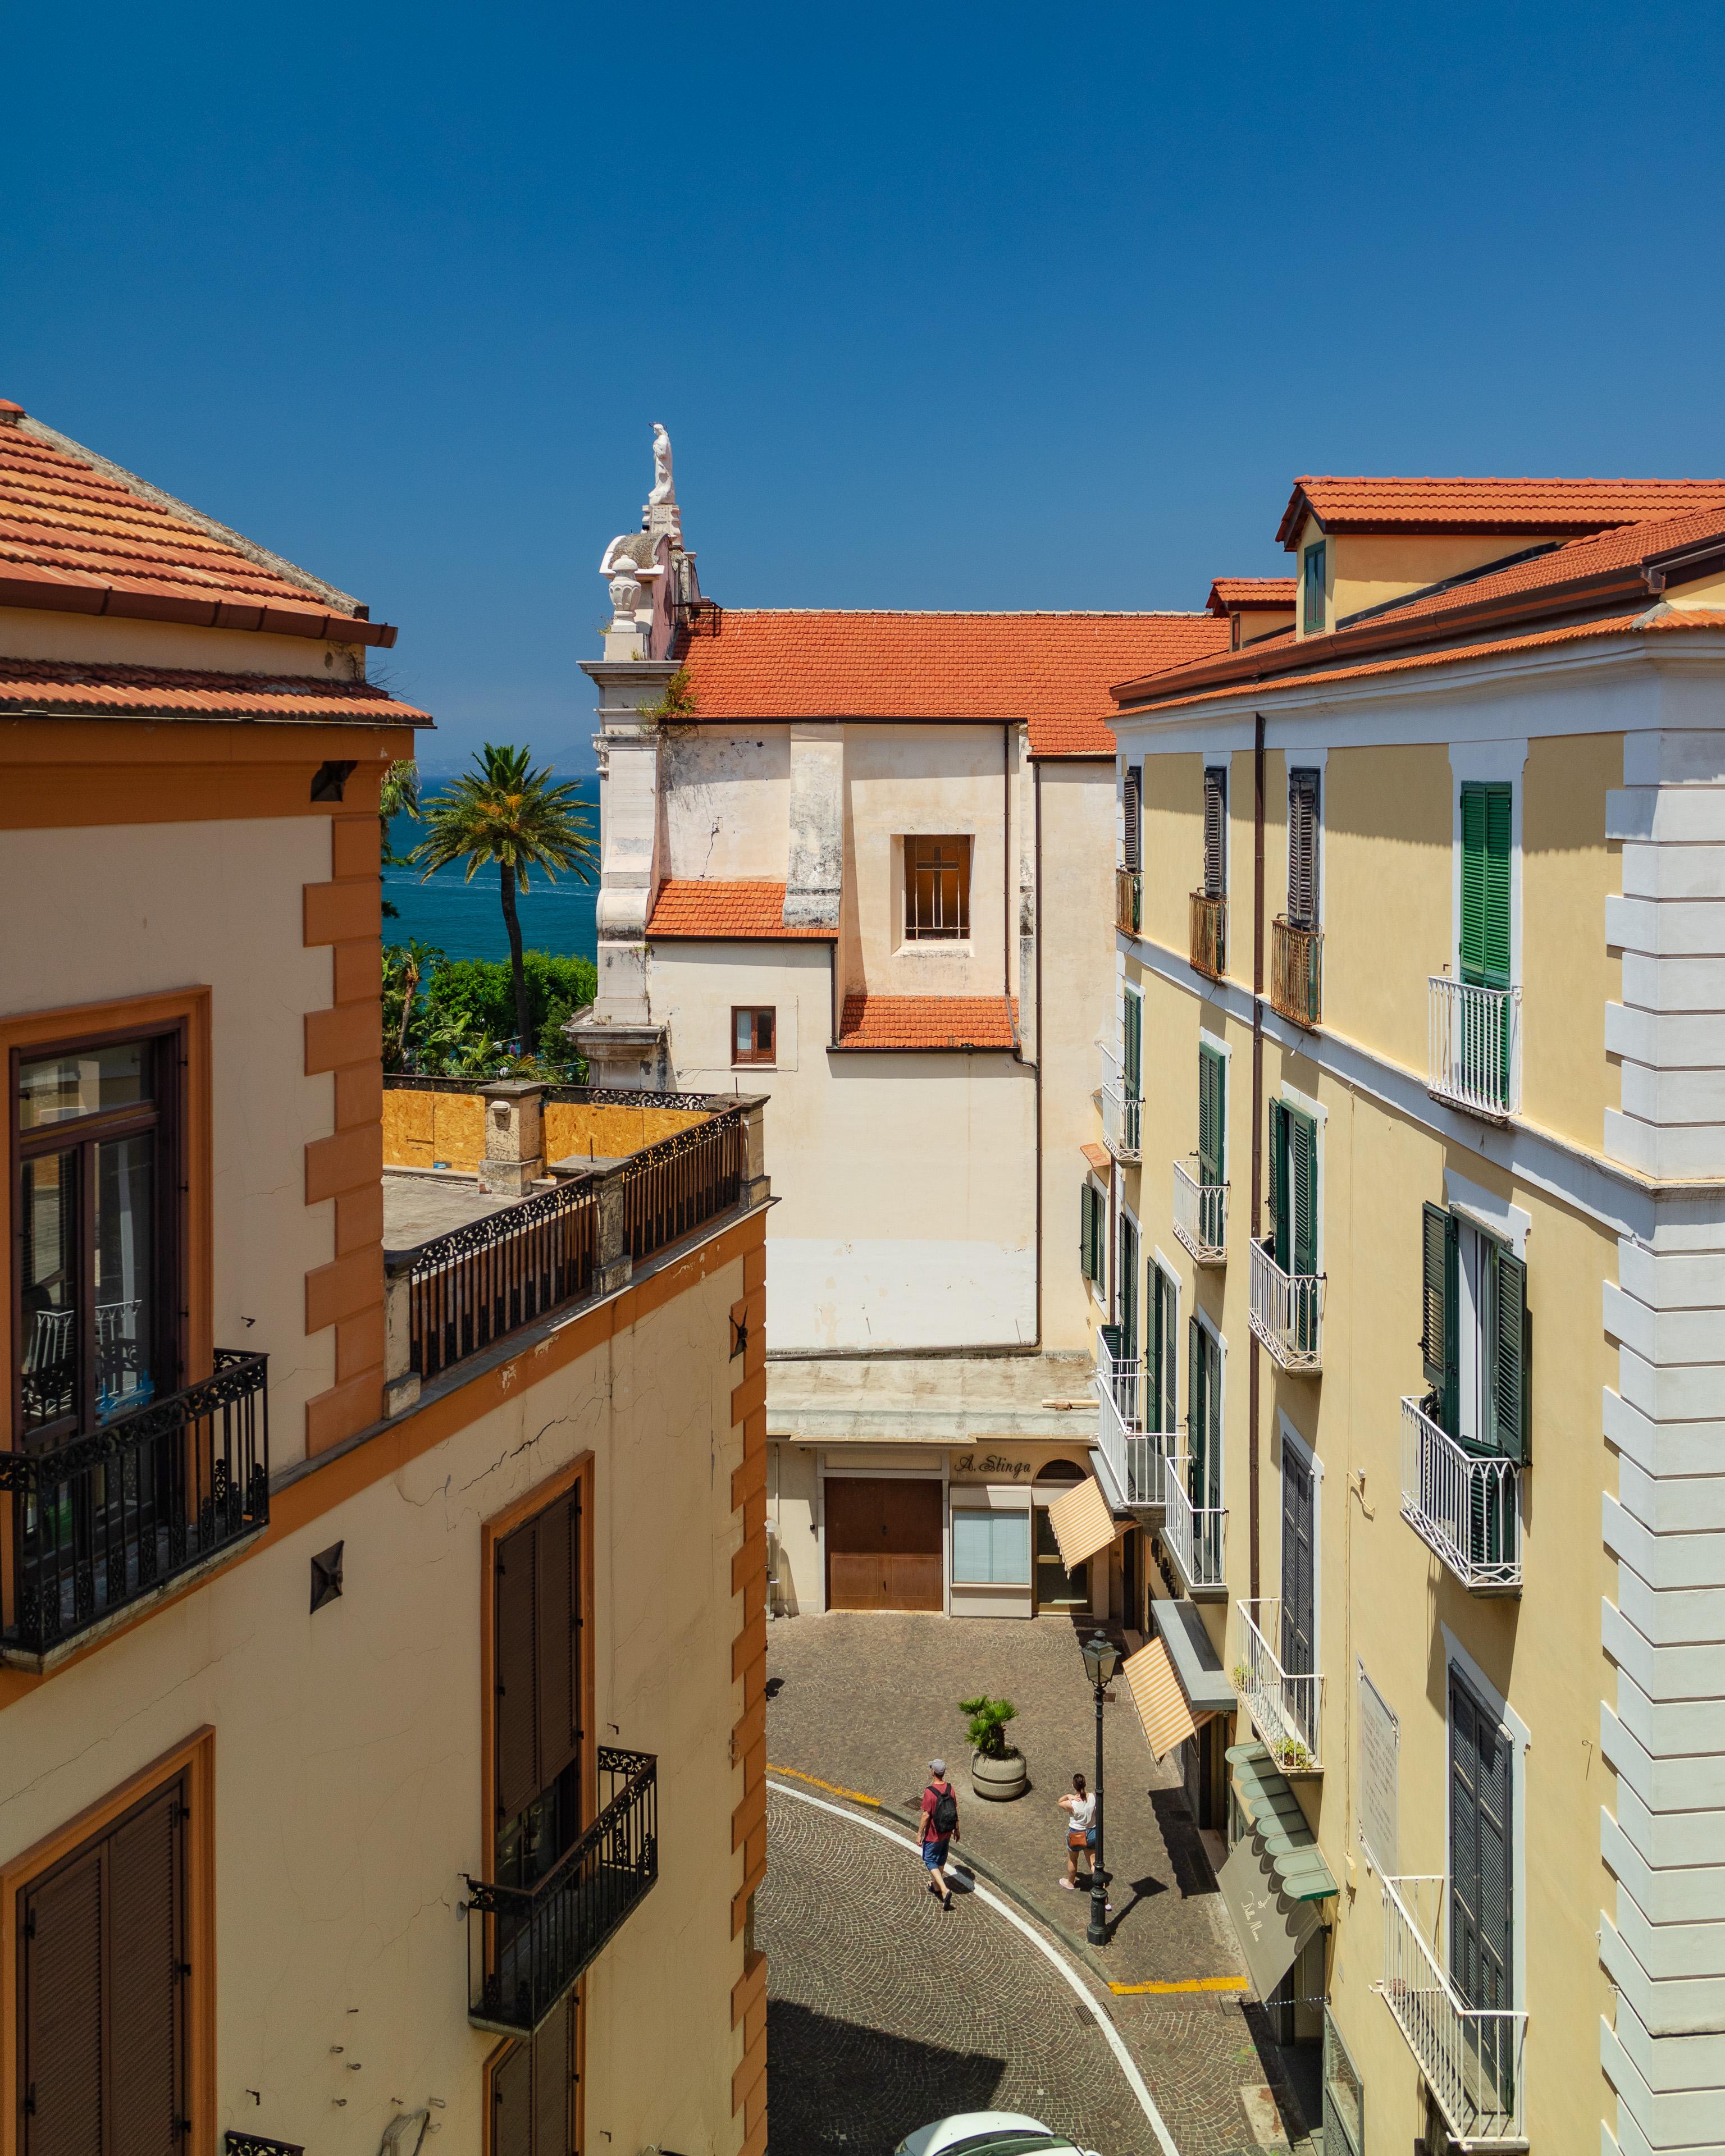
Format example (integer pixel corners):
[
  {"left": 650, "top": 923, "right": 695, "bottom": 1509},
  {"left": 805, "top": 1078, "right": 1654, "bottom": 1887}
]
[
  {"left": 1107, "top": 1976, "right": 1253, "bottom": 1994},
  {"left": 768, "top": 1764, "right": 882, "bottom": 1808}
]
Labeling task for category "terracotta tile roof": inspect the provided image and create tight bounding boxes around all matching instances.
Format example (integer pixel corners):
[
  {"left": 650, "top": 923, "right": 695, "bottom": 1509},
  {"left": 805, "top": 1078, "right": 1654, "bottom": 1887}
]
[
  {"left": 1206, "top": 577, "right": 1297, "bottom": 614},
  {"left": 1080, "top": 1141, "right": 1111, "bottom": 1175},
  {"left": 0, "top": 656, "right": 430, "bottom": 724},
  {"left": 1276, "top": 473, "right": 1725, "bottom": 547},
  {"left": 0, "top": 401, "right": 396, "bottom": 647},
  {"left": 646, "top": 879, "right": 837, "bottom": 940},
  {"left": 675, "top": 609, "right": 1230, "bottom": 758},
  {"left": 1121, "top": 607, "right": 1725, "bottom": 714},
  {"left": 835, "top": 993, "right": 1019, "bottom": 1051}
]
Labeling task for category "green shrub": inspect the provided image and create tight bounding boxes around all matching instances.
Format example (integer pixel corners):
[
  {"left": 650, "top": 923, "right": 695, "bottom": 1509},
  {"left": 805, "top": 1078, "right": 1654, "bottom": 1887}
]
[
  {"left": 959, "top": 1693, "right": 1020, "bottom": 1760},
  {"left": 421, "top": 952, "right": 596, "bottom": 1063}
]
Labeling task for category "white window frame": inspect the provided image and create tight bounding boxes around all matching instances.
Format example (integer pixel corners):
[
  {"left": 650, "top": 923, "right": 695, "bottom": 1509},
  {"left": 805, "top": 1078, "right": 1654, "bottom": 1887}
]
[{"left": 1276, "top": 1079, "right": 1327, "bottom": 1275}]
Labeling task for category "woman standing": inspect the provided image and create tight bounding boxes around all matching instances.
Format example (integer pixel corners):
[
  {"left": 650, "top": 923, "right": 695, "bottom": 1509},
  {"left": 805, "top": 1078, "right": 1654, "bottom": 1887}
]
[{"left": 1057, "top": 1772, "right": 1096, "bottom": 1890}]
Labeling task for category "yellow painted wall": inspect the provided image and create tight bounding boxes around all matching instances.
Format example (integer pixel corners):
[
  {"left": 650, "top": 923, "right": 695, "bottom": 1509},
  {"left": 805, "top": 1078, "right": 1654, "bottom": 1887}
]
[
  {"left": 1521, "top": 733, "right": 1622, "bottom": 1150},
  {"left": 1140, "top": 752, "right": 1208, "bottom": 961},
  {"left": 382, "top": 1089, "right": 707, "bottom": 1172}
]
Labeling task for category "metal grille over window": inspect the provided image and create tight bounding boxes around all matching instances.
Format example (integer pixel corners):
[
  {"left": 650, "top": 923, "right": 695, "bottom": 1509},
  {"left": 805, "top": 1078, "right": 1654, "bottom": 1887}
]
[
  {"left": 904, "top": 835, "right": 971, "bottom": 940},
  {"left": 1358, "top": 1662, "right": 1399, "bottom": 1874}
]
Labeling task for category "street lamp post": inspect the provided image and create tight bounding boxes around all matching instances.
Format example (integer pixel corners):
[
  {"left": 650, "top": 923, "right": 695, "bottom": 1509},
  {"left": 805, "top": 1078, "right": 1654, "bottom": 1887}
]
[{"left": 1080, "top": 1630, "right": 1120, "bottom": 1947}]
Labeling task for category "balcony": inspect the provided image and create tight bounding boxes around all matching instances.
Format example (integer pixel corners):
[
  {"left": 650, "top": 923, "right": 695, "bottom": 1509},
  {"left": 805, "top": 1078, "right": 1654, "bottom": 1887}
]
[
  {"left": 1115, "top": 867, "right": 1142, "bottom": 937},
  {"left": 1163, "top": 1454, "right": 1226, "bottom": 1596},
  {"left": 1098, "top": 1047, "right": 1141, "bottom": 1164},
  {"left": 1400, "top": 1397, "right": 1522, "bottom": 1593},
  {"left": 1, "top": 1350, "right": 269, "bottom": 1662},
  {"left": 1429, "top": 976, "right": 1520, "bottom": 1122},
  {"left": 1189, "top": 890, "right": 1226, "bottom": 981},
  {"left": 1233, "top": 1600, "right": 1323, "bottom": 1775},
  {"left": 1093, "top": 1335, "right": 1171, "bottom": 1509},
  {"left": 1248, "top": 1238, "right": 1325, "bottom": 1373},
  {"left": 1172, "top": 1156, "right": 1228, "bottom": 1266},
  {"left": 1377, "top": 1872, "right": 1527, "bottom": 2148},
  {"left": 1271, "top": 917, "right": 1323, "bottom": 1028},
  {"left": 464, "top": 1748, "right": 658, "bottom": 2036}
]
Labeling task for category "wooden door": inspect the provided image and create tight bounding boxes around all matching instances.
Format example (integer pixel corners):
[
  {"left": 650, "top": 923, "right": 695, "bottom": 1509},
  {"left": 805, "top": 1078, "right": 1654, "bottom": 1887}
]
[{"left": 825, "top": 1479, "right": 943, "bottom": 1610}]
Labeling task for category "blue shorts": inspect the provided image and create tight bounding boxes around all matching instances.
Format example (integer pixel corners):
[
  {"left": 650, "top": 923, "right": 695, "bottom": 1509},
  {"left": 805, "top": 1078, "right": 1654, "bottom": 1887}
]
[{"left": 921, "top": 1836, "right": 951, "bottom": 1869}]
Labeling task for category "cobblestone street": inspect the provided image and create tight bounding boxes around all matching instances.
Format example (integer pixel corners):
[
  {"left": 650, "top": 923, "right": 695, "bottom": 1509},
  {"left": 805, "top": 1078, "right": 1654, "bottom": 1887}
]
[{"left": 763, "top": 1611, "right": 1322, "bottom": 2156}]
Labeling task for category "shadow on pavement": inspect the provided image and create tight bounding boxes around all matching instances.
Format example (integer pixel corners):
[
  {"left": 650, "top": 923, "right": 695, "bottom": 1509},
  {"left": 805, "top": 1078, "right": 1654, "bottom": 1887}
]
[
  {"left": 767, "top": 1998, "right": 1007, "bottom": 2156},
  {"left": 1149, "top": 1786, "right": 1218, "bottom": 1898}
]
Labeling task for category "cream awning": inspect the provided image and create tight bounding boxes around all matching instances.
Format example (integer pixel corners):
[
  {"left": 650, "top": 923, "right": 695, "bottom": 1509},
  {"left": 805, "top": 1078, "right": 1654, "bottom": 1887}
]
[
  {"left": 1047, "top": 1474, "right": 1118, "bottom": 1572},
  {"left": 1121, "top": 1638, "right": 1197, "bottom": 1762}
]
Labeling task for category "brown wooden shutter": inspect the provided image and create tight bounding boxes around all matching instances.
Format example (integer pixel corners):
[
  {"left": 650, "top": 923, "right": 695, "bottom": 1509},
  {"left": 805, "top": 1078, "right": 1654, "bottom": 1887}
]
[
  {"left": 106, "top": 1784, "right": 184, "bottom": 2156},
  {"left": 1288, "top": 768, "right": 1320, "bottom": 929},
  {"left": 491, "top": 2036, "right": 533, "bottom": 2156},
  {"left": 21, "top": 1849, "right": 104, "bottom": 2156},
  {"left": 1203, "top": 768, "right": 1227, "bottom": 896},
  {"left": 536, "top": 1496, "right": 580, "bottom": 1799},
  {"left": 533, "top": 1990, "right": 576, "bottom": 2156},
  {"left": 495, "top": 1519, "right": 541, "bottom": 1825},
  {"left": 1122, "top": 765, "right": 1142, "bottom": 874}
]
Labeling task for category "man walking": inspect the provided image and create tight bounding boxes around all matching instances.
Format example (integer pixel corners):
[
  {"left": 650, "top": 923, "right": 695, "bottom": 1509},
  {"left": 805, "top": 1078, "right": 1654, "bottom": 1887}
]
[{"left": 920, "top": 1757, "right": 960, "bottom": 1911}]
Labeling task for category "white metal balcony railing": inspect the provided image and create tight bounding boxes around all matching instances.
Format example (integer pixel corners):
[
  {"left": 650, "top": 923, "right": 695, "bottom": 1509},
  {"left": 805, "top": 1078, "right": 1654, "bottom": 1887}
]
[
  {"left": 1163, "top": 1452, "right": 1226, "bottom": 1594},
  {"left": 1234, "top": 1599, "right": 1323, "bottom": 1775},
  {"left": 1248, "top": 1237, "right": 1325, "bottom": 1373},
  {"left": 1429, "top": 975, "right": 1521, "bottom": 1121},
  {"left": 1400, "top": 1396, "right": 1523, "bottom": 1593},
  {"left": 1093, "top": 1336, "right": 1171, "bottom": 1508},
  {"left": 1171, "top": 1156, "right": 1228, "bottom": 1266},
  {"left": 1377, "top": 1872, "right": 1527, "bottom": 2148},
  {"left": 1099, "top": 1046, "right": 1141, "bottom": 1163}
]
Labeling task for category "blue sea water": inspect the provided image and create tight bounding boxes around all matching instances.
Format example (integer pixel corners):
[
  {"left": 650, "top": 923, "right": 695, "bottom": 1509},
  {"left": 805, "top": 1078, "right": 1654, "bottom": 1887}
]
[{"left": 381, "top": 779, "right": 600, "bottom": 966}]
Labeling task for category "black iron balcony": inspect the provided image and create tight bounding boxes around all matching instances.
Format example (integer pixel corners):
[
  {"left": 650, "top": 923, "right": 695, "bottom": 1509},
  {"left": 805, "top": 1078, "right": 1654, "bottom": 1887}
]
[
  {"left": 463, "top": 1748, "right": 658, "bottom": 2035},
  {"left": 1, "top": 1350, "right": 269, "bottom": 1660}
]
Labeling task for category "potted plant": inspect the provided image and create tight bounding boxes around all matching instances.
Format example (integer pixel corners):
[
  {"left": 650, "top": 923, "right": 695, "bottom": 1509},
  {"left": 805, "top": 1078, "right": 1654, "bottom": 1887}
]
[{"left": 961, "top": 1693, "right": 1028, "bottom": 1801}]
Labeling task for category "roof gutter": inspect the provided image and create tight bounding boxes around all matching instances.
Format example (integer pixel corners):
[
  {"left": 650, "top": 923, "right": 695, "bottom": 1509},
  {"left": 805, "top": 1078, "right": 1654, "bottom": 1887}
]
[{"left": 0, "top": 568, "right": 397, "bottom": 647}]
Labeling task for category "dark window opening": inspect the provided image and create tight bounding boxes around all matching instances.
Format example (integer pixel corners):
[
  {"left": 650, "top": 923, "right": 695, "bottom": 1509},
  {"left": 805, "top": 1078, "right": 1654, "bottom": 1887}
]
[
  {"left": 732, "top": 1008, "right": 775, "bottom": 1066},
  {"left": 310, "top": 760, "right": 357, "bottom": 802},
  {"left": 904, "top": 835, "right": 971, "bottom": 940}
]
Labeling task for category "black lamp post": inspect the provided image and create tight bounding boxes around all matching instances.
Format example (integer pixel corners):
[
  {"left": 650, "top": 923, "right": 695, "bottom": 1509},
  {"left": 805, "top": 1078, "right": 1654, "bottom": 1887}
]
[{"left": 1080, "top": 1629, "right": 1120, "bottom": 1945}]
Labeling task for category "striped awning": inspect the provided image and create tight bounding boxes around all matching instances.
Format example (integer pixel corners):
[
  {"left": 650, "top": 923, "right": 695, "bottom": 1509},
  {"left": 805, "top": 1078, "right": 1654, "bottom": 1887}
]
[
  {"left": 1047, "top": 1474, "right": 1119, "bottom": 1572},
  {"left": 1121, "top": 1638, "right": 1197, "bottom": 1762}
]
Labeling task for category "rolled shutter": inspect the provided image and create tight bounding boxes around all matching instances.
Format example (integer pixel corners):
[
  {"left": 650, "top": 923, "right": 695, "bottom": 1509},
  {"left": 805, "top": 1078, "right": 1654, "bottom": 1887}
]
[
  {"left": 1288, "top": 770, "right": 1320, "bottom": 930},
  {"left": 1203, "top": 768, "right": 1227, "bottom": 897},
  {"left": 492, "top": 2038, "right": 533, "bottom": 2156},
  {"left": 107, "top": 1784, "right": 184, "bottom": 2156},
  {"left": 1489, "top": 1249, "right": 1531, "bottom": 1464},
  {"left": 495, "top": 1519, "right": 540, "bottom": 1825},
  {"left": 537, "top": 1496, "right": 581, "bottom": 1799},
  {"left": 22, "top": 1850, "right": 105, "bottom": 2156},
  {"left": 533, "top": 1989, "right": 576, "bottom": 2156},
  {"left": 1123, "top": 766, "right": 1142, "bottom": 874},
  {"left": 1198, "top": 1045, "right": 1225, "bottom": 1187}
]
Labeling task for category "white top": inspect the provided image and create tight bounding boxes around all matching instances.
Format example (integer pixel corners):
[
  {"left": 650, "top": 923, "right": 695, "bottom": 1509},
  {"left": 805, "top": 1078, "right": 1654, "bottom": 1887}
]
[{"left": 1066, "top": 1793, "right": 1096, "bottom": 1831}]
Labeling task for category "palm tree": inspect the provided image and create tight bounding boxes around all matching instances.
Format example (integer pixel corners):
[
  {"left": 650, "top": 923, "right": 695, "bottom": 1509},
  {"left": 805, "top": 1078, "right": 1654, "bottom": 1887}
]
[
  {"left": 409, "top": 744, "right": 595, "bottom": 1052},
  {"left": 382, "top": 938, "right": 442, "bottom": 1068},
  {"left": 379, "top": 759, "right": 421, "bottom": 921}
]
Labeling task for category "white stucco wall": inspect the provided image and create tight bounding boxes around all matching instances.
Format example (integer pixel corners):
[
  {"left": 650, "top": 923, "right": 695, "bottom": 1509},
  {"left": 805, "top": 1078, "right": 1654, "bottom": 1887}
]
[{"left": 661, "top": 727, "right": 792, "bottom": 881}]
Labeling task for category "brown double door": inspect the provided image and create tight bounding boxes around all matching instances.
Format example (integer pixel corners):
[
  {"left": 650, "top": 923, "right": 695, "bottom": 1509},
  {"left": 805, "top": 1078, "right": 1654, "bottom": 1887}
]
[{"left": 825, "top": 1478, "right": 943, "bottom": 1610}]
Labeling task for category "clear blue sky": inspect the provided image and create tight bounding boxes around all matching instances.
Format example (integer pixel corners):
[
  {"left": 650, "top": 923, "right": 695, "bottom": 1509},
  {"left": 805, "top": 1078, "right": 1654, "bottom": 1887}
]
[{"left": 9, "top": 2, "right": 1724, "bottom": 771}]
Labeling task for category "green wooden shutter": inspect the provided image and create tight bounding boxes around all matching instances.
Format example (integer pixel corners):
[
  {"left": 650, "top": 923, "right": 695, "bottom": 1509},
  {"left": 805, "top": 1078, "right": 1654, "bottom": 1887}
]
[
  {"left": 1421, "top": 1204, "right": 1461, "bottom": 1436},
  {"left": 1449, "top": 1669, "right": 1513, "bottom": 2016},
  {"left": 1187, "top": 1316, "right": 1203, "bottom": 1500},
  {"left": 1269, "top": 1104, "right": 1289, "bottom": 1269},
  {"left": 1119, "top": 1216, "right": 1139, "bottom": 1362},
  {"left": 1285, "top": 1108, "right": 1318, "bottom": 1277},
  {"left": 1280, "top": 1449, "right": 1315, "bottom": 1683},
  {"left": 1461, "top": 783, "right": 1512, "bottom": 990},
  {"left": 1205, "top": 1331, "right": 1222, "bottom": 1508},
  {"left": 1486, "top": 1247, "right": 1531, "bottom": 1464},
  {"left": 1198, "top": 1044, "right": 1225, "bottom": 1187},
  {"left": 1303, "top": 542, "right": 1326, "bottom": 633},
  {"left": 1123, "top": 990, "right": 1142, "bottom": 1097}
]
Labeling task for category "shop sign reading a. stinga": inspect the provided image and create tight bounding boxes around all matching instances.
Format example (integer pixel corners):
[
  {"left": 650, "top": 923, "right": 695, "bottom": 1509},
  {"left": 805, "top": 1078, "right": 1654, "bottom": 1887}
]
[{"left": 949, "top": 1451, "right": 1039, "bottom": 1482}]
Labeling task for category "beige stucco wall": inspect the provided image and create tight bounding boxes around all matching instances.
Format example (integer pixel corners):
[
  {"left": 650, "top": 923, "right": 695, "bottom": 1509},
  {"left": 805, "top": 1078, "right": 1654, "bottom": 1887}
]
[
  {"left": 0, "top": 816, "right": 337, "bottom": 1468},
  {"left": 1522, "top": 732, "right": 1622, "bottom": 1149},
  {"left": 661, "top": 727, "right": 792, "bottom": 881},
  {"left": 0, "top": 605, "right": 369, "bottom": 679},
  {"left": 1140, "top": 751, "right": 1207, "bottom": 959},
  {"left": 0, "top": 1250, "right": 752, "bottom": 2156}
]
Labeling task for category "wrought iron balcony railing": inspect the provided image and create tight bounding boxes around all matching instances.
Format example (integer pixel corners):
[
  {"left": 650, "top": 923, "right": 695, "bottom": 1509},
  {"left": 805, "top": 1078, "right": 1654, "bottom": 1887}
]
[
  {"left": 1093, "top": 1336, "right": 1171, "bottom": 1509},
  {"left": 1376, "top": 1872, "right": 1527, "bottom": 2148},
  {"left": 1098, "top": 1047, "right": 1141, "bottom": 1164},
  {"left": 1163, "top": 1452, "right": 1226, "bottom": 1596},
  {"left": 1, "top": 1351, "right": 269, "bottom": 1659},
  {"left": 1234, "top": 1599, "right": 1324, "bottom": 1774},
  {"left": 1248, "top": 1238, "right": 1325, "bottom": 1373},
  {"left": 1114, "top": 867, "right": 1142, "bottom": 937},
  {"left": 1172, "top": 1157, "right": 1228, "bottom": 1266},
  {"left": 1190, "top": 890, "right": 1226, "bottom": 981},
  {"left": 1271, "top": 916, "right": 1323, "bottom": 1027},
  {"left": 1429, "top": 976, "right": 1520, "bottom": 1122},
  {"left": 1400, "top": 1396, "right": 1522, "bottom": 1592},
  {"left": 464, "top": 1748, "right": 658, "bottom": 2036}
]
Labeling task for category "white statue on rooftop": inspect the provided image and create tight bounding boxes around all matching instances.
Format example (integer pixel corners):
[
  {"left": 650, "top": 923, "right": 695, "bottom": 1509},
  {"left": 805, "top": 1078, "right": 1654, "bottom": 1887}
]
[{"left": 649, "top": 423, "right": 675, "bottom": 506}]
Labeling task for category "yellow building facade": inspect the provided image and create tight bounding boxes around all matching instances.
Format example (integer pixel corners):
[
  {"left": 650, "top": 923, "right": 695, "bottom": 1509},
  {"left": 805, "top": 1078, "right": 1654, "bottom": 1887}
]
[{"left": 1099, "top": 476, "right": 1725, "bottom": 2155}]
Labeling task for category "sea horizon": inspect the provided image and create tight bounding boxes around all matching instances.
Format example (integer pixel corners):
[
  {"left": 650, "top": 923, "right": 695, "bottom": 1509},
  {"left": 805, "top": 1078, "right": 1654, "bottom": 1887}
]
[{"left": 382, "top": 775, "right": 600, "bottom": 968}]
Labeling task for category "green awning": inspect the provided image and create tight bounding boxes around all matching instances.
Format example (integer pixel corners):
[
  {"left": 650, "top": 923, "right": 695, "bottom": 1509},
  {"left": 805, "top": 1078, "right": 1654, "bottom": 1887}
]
[{"left": 1227, "top": 1741, "right": 1338, "bottom": 1902}]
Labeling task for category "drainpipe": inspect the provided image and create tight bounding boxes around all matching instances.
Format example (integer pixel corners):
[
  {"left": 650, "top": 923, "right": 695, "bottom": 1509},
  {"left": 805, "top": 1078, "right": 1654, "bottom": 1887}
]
[{"left": 1249, "top": 712, "right": 1266, "bottom": 1604}]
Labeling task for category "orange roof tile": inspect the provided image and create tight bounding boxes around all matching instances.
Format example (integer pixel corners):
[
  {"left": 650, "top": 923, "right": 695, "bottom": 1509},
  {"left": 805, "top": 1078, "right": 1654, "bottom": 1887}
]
[
  {"left": 0, "top": 402, "right": 396, "bottom": 647},
  {"left": 676, "top": 609, "right": 1229, "bottom": 758},
  {"left": 646, "top": 879, "right": 837, "bottom": 940},
  {"left": 1080, "top": 1142, "right": 1111, "bottom": 1175},
  {"left": 1276, "top": 474, "right": 1725, "bottom": 547},
  {"left": 1206, "top": 577, "right": 1297, "bottom": 615},
  {"left": 0, "top": 656, "right": 429, "bottom": 724},
  {"left": 836, "top": 994, "right": 1018, "bottom": 1051}
]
